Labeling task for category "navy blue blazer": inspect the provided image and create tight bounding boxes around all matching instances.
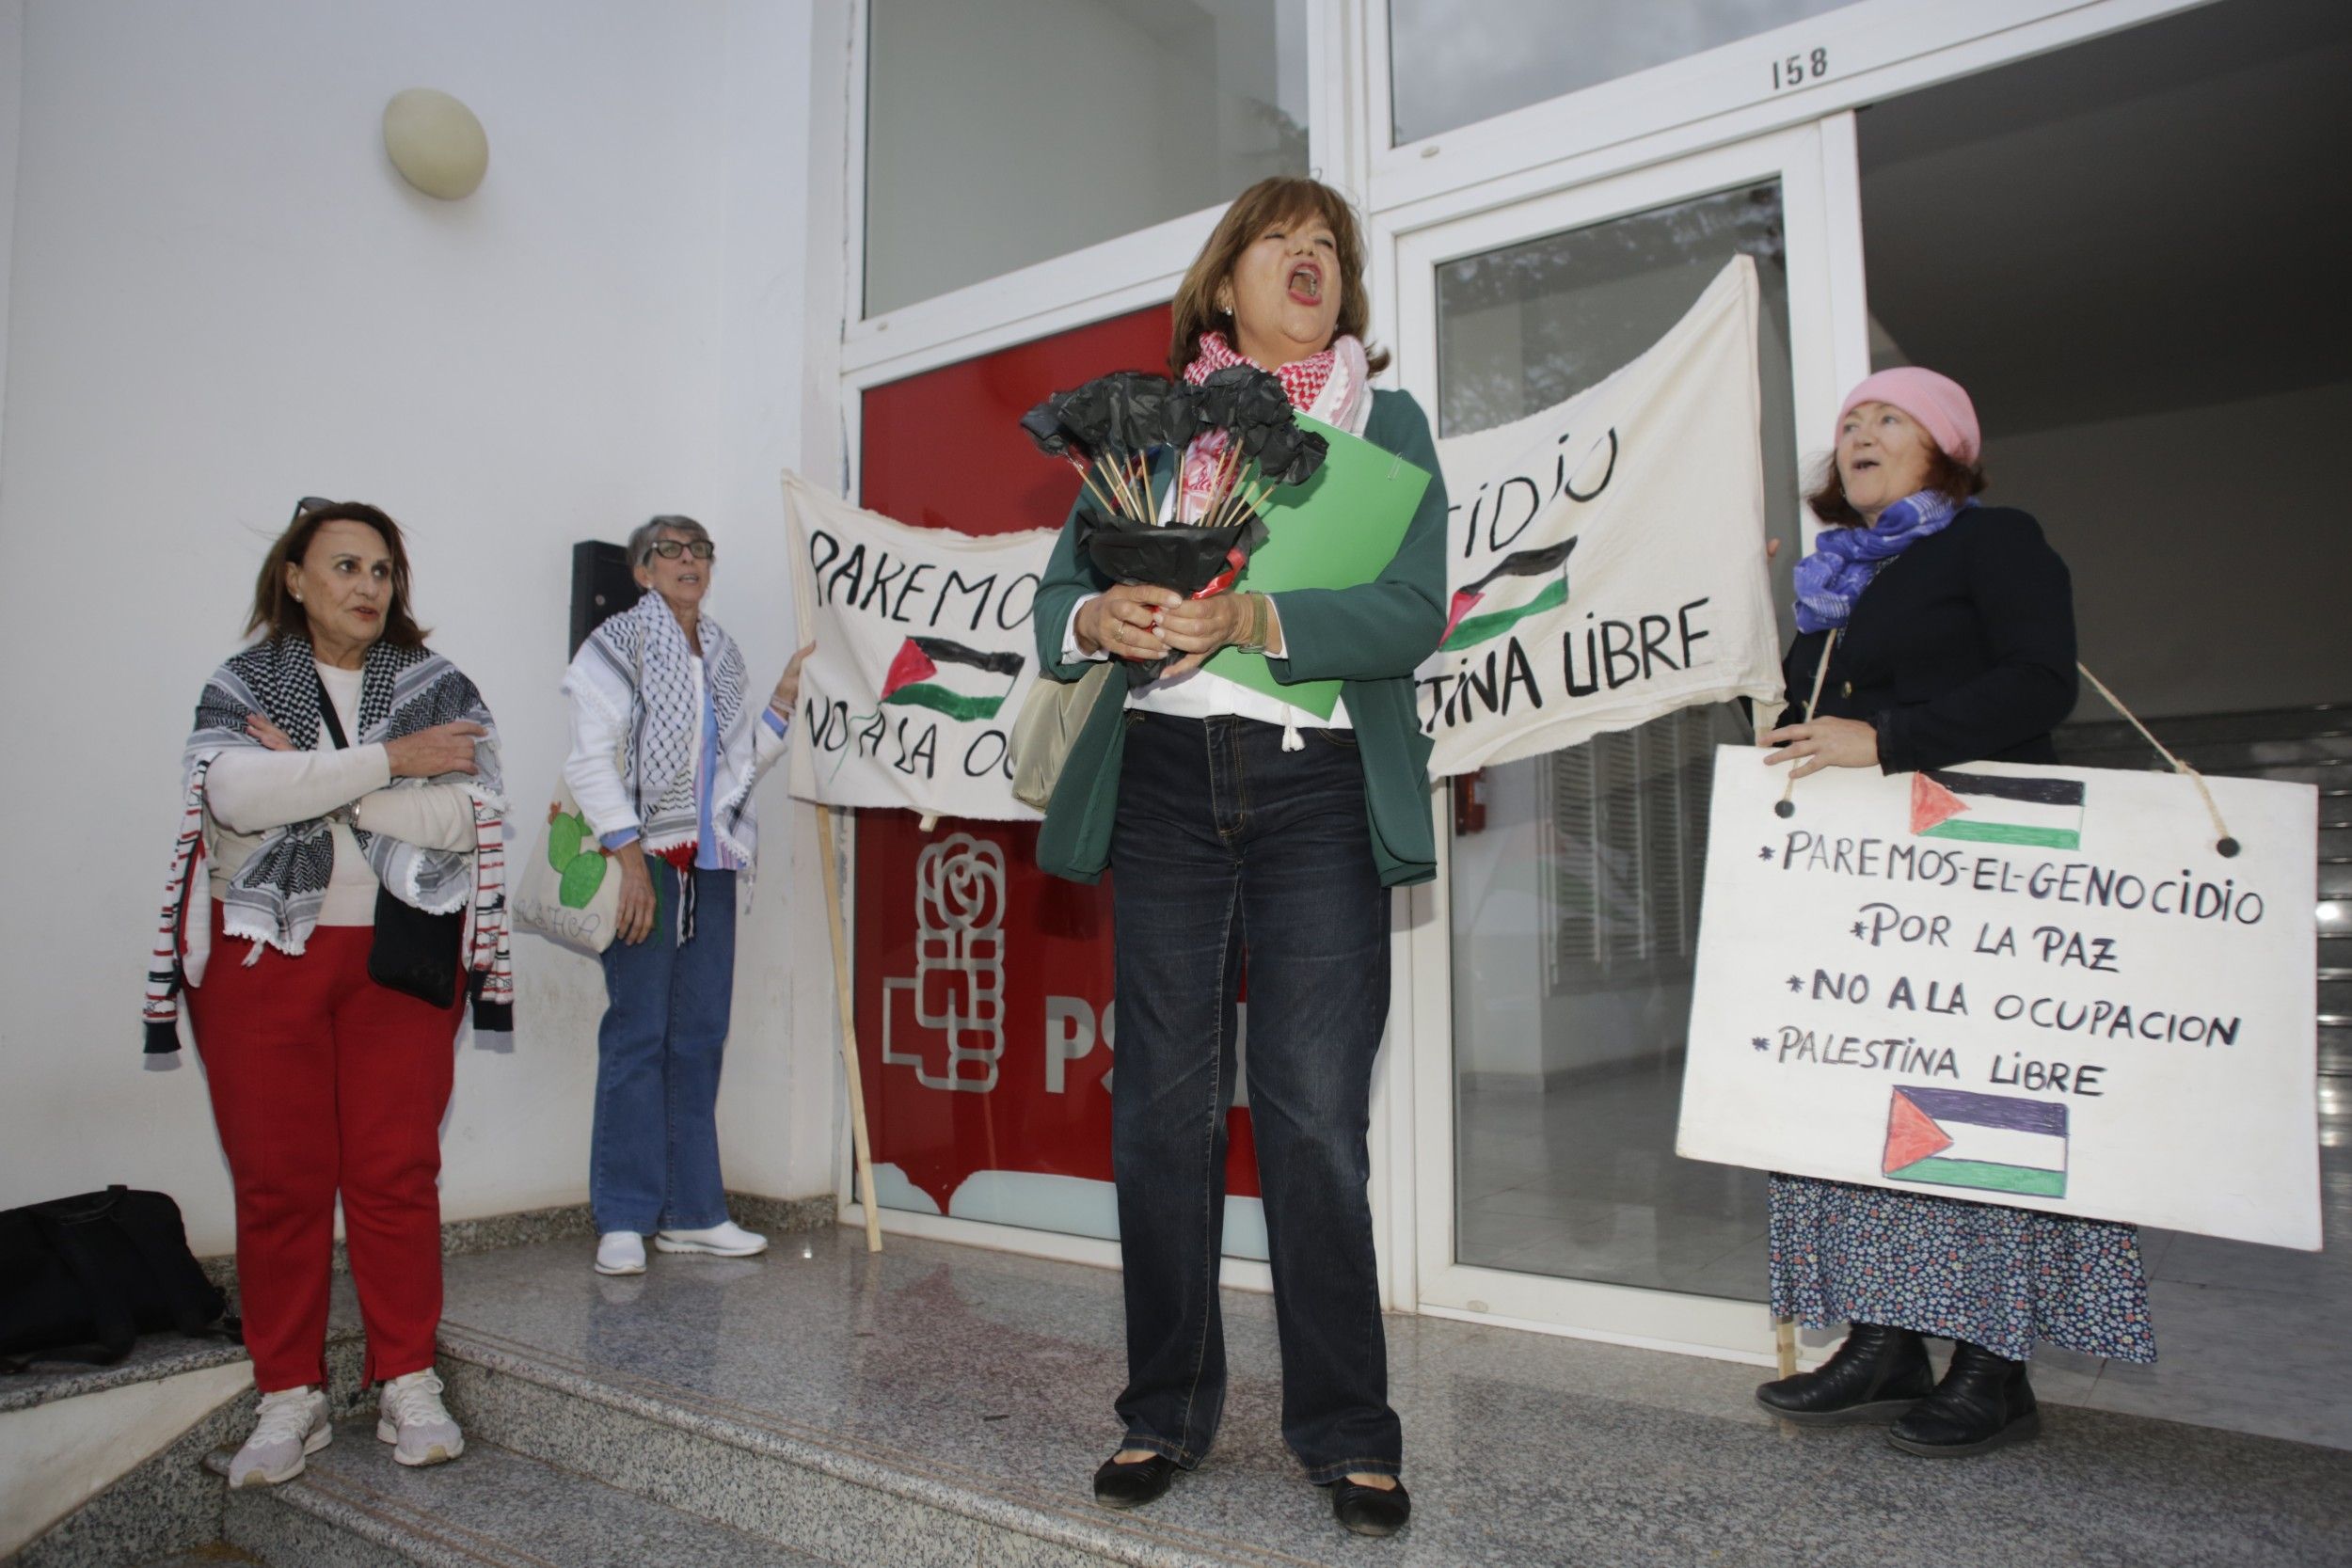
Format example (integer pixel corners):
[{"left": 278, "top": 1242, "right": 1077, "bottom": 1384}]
[{"left": 1776, "top": 505, "right": 2078, "bottom": 773}]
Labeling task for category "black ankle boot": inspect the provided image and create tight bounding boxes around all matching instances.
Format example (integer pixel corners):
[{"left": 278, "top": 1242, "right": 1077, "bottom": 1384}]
[
  {"left": 1888, "top": 1340, "right": 2040, "bottom": 1457},
  {"left": 1756, "top": 1323, "right": 1935, "bottom": 1425}
]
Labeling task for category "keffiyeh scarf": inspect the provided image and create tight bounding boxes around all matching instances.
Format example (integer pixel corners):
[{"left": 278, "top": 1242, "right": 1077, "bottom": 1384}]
[
  {"left": 1175, "top": 330, "right": 1373, "bottom": 523},
  {"left": 144, "top": 636, "right": 514, "bottom": 1053},
  {"left": 564, "top": 592, "right": 761, "bottom": 873},
  {"left": 1792, "top": 490, "right": 1973, "bottom": 634}
]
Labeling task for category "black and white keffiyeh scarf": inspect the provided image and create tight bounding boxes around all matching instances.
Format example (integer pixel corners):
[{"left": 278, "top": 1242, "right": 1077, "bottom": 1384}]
[
  {"left": 143, "top": 636, "right": 514, "bottom": 1053},
  {"left": 564, "top": 592, "right": 762, "bottom": 873}
]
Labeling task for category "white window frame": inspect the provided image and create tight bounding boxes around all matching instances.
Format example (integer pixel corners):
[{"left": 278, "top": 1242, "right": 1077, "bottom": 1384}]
[
  {"left": 824, "top": 0, "right": 2227, "bottom": 1342},
  {"left": 843, "top": 0, "right": 1354, "bottom": 384},
  {"left": 1361, "top": 0, "right": 2215, "bottom": 214},
  {"left": 832, "top": 1, "right": 1369, "bottom": 1289},
  {"left": 1382, "top": 119, "right": 1859, "bottom": 1358}
]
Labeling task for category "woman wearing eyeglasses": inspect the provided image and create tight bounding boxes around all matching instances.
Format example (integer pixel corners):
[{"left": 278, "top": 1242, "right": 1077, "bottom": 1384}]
[{"left": 562, "top": 515, "right": 813, "bottom": 1277}]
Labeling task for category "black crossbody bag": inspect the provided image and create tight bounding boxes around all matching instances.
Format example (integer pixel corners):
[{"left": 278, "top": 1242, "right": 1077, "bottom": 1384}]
[{"left": 314, "top": 674, "right": 465, "bottom": 1009}]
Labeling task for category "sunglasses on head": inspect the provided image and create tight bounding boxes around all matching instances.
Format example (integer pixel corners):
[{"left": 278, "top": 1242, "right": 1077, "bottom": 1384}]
[
  {"left": 291, "top": 496, "right": 334, "bottom": 527},
  {"left": 645, "top": 539, "right": 716, "bottom": 562}
]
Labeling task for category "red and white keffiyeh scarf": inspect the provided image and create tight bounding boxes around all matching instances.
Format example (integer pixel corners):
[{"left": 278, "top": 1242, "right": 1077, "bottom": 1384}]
[{"left": 1173, "top": 331, "right": 1373, "bottom": 523}]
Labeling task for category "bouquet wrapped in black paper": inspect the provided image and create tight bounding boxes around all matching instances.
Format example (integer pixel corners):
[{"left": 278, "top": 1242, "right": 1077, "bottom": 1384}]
[{"left": 1021, "top": 366, "right": 1329, "bottom": 682}]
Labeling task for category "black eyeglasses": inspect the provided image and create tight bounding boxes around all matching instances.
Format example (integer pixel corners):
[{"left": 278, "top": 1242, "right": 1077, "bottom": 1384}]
[
  {"left": 645, "top": 540, "right": 716, "bottom": 562},
  {"left": 291, "top": 496, "right": 333, "bottom": 527}
]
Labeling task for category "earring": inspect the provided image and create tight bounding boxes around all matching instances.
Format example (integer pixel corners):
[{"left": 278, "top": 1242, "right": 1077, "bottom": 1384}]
[{"left": 293, "top": 593, "right": 303, "bottom": 603}]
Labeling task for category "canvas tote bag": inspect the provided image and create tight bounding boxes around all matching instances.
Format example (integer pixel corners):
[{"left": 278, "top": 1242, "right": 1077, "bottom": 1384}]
[
  {"left": 515, "top": 640, "right": 641, "bottom": 955},
  {"left": 1009, "top": 659, "right": 1118, "bottom": 814}
]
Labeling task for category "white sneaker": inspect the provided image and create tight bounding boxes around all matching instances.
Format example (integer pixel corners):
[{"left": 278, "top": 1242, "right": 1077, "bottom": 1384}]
[
  {"left": 654, "top": 1219, "right": 768, "bottom": 1258},
  {"left": 228, "top": 1386, "right": 331, "bottom": 1487},
  {"left": 376, "top": 1369, "right": 464, "bottom": 1467},
  {"left": 595, "top": 1231, "right": 647, "bottom": 1275}
]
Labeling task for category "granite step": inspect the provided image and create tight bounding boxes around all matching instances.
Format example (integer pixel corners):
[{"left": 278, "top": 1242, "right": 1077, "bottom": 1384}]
[
  {"left": 406, "top": 1231, "right": 2352, "bottom": 1568},
  {"left": 208, "top": 1428, "right": 836, "bottom": 1568},
  {"left": 13, "top": 1314, "right": 370, "bottom": 1568},
  {"left": 419, "top": 1239, "right": 1390, "bottom": 1568},
  {"left": 434, "top": 1324, "right": 1266, "bottom": 1568}
]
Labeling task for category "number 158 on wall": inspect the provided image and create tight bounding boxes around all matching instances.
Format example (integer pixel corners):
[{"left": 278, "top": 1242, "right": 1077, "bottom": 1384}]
[{"left": 1772, "top": 47, "right": 1830, "bottom": 91}]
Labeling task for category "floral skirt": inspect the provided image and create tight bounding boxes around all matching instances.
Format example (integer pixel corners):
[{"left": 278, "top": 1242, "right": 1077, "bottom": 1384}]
[{"left": 1768, "top": 1174, "right": 2156, "bottom": 1364}]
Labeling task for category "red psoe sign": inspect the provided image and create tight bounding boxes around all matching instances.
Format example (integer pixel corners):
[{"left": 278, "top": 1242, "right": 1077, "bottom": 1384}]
[{"left": 853, "top": 813, "right": 1262, "bottom": 1220}]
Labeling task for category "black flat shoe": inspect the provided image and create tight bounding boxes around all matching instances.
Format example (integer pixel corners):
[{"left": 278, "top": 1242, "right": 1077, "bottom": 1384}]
[
  {"left": 1092, "top": 1451, "right": 1178, "bottom": 1510},
  {"left": 1331, "top": 1477, "right": 1410, "bottom": 1538},
  {"left": 1888, "top": 1340, "right": 2040, "bottom": 1458},
  {"left": 1756, "top": 1322, "right": 1935, "bottom": 1426}
]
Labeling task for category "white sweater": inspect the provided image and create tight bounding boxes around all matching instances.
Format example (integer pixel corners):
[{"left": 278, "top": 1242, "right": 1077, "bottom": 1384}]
[
  {"left": 205, "top": 661, "right": 478, "bottom": 925},
  {"left": 562, "top": 655, "right": 789, "bottom": 851}
]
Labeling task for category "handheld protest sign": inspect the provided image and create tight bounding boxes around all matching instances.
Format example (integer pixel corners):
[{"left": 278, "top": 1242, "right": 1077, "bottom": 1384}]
[{"left": 1677, "top": 749, "right": 2321, "bottom": 1250}]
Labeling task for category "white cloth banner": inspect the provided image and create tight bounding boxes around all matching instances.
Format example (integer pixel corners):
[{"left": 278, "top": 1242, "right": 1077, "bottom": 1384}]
[
  {"left": 1418, "top": 256, "right": 1784, "bottom": 778},
  {"left": 782, "top": 470, "right": 1056, "bottom": 819},
  {"left": 1677, "top": 748, "right": 2322, "bottom": 1249}
]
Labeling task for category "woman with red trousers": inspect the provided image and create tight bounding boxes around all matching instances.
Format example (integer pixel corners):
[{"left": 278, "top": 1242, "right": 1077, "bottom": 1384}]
[{"left": 145, "top": 499, "right": 513, "bottom": 1487}]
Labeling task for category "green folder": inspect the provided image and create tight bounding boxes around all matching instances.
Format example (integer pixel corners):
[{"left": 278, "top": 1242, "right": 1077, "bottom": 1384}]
[{"left": 1202, "top": 414, "right": 1431, "bottom": 720}]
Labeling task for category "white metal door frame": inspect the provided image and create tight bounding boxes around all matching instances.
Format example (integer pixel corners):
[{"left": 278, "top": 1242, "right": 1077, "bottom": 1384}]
[
  {"left": 821, "top": 0, "right": 2193, "bottom": 1335},
  {"left": 1377, "top": 120, "right": 1868, "bottom": 1359}
]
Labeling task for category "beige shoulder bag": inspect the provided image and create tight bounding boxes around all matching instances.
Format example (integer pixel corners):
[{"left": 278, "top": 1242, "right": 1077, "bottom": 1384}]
[{"left": 1009, "top": 660, "right": 1119, "bottom": 814}]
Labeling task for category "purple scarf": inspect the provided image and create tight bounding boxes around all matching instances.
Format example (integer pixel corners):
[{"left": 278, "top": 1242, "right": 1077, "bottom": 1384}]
[{"left": 1792, "top": 491, "right": 1970, "bottom": 634}]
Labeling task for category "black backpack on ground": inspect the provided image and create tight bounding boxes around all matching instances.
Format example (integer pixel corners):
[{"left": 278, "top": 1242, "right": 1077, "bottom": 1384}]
[{"left": 0, "top": 1186, "right": 235, "bottom": 1370}]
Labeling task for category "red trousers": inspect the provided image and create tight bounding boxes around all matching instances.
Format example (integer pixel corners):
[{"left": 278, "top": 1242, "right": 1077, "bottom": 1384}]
[{"left": 187, "top": 902, "right": 461, "bottom": 1391}]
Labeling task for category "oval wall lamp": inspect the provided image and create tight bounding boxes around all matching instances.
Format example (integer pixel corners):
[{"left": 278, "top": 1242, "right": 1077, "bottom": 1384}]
[{"left": 382, "top": 88, "right": 488, "bottom": 199}]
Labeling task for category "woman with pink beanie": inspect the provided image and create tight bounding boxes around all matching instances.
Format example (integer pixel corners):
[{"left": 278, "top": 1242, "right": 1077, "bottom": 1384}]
[{"left": 1750, "top": 368, "right": 2155, "bottom": 1456}]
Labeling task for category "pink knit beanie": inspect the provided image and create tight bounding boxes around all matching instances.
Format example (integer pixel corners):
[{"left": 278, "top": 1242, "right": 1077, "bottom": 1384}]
[{"left": 1836, "top": 367, "right": 1981, "bottom": 466}]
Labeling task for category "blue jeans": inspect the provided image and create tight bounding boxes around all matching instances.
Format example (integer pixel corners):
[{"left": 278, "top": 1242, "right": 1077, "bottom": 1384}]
[
  {"left": 1108, "top": 713, "right": 1400, "bottom": 1483},
  {"left": 591, "top": 864, "right": 736, "bottom": 1234}
]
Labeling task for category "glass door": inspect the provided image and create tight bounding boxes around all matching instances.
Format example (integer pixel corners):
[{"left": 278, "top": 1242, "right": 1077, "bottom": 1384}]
[{"left": 1393, "top": 122, "right": 1865, "bottom": 1355}]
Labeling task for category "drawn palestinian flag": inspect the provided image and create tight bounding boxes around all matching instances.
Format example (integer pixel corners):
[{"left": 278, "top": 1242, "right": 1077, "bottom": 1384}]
[
  {"left": 1910, "top": 768, "right": 2085, "bottom": 850},
  {"left": 880, "top": 637, "right": 1025, "bottom": 721},
  {"left": 1439, "top": 538, "right": 1578, "bottom": 652},
  {"left": 1883, "top": 1086, "right": 2069, "bottom": 1198}
]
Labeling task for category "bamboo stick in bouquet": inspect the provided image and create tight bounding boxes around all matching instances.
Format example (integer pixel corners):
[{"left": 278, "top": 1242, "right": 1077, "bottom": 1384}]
[
  {"left": 1231, "top": 480, "right": 1275, "bottom": 529},
  {"left": 1126, "top": 453, "right": 1154, "bottom": 521},
  {"left": 1208, "top": 444, "right": 1241, "bottom": 524},
  {"left": 1112, "top": 451, "right": 1149, "bottom": 520},
  {"left": 1019, "top": 364, "right": 1330, "bottom": 676},
  {"left": 1066, "top": 458, "right": 1122, "bottom": 520}
]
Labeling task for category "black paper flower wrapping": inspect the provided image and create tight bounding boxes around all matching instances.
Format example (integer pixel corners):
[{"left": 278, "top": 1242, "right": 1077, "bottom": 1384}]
[
  {"left": 1076, "top": 504, "right": 1272, "bottom": 685},
  {"left": 1017, "top": 404, "right": 1073, "bottom": 459},
  {"left": 1020, "top": 365, "right": 1330, "bottom": 654}
]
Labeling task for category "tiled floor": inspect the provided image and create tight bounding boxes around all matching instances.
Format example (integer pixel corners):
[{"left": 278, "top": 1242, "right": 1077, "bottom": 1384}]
[
  {"left": 424, "top": 1228, "right": 2352, "bottom": 1567},
  {"left": 1457, "top": 1057, "right": 2352, "bottom": 1449}
]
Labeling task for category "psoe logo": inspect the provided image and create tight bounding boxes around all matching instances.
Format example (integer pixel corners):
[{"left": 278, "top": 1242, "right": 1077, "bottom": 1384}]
[{"left": 881, "top": 833, "right": 1006, "bottom": 1093}]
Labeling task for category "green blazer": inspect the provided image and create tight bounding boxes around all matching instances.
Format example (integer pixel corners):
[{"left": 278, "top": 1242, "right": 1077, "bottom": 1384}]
[{"left": 1030, "top": 388, "right": 1450, "bottom": 888}]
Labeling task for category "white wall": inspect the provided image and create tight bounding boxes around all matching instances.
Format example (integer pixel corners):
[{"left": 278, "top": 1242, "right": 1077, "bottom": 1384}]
[
  {"left": 0, "top": 0, "right": 829, "bottom": 1255},
  {"left": 0, "top": 0, "right": 20, "bottom": 455},
  {"left": 1994, "top": 382, "right": 2352, "bottom": 720}
]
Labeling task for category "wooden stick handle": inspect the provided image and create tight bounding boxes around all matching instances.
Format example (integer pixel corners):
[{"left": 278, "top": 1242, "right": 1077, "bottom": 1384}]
[
  {"left": 815, "top": 804, "right": 883, "bottom": 1253},
  {"left": 1774, "top": 1317, "right": 1798, "bottom": 1379},
  {"left": 1067, "top": 458, "right": 1121, "bottom": 521}
]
